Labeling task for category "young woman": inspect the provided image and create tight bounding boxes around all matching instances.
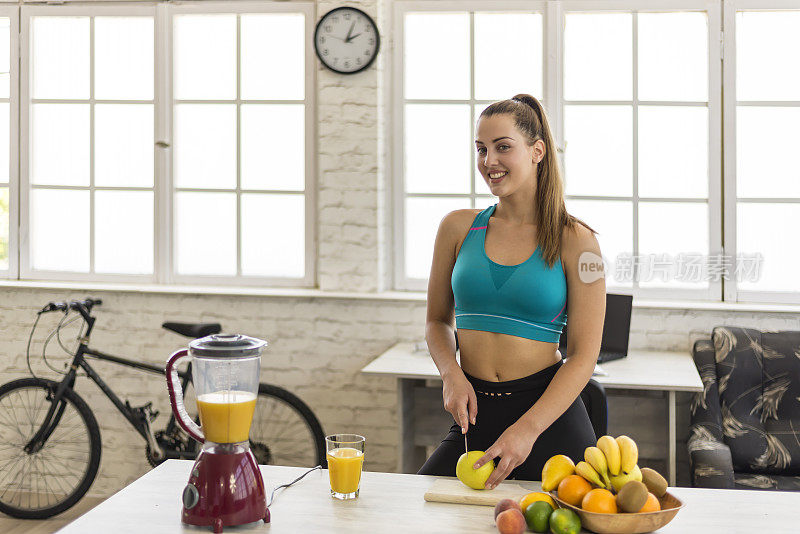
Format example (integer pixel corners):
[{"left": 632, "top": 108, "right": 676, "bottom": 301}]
[{"left": 418, "top": 94, "right": 606, "bottom": 489}]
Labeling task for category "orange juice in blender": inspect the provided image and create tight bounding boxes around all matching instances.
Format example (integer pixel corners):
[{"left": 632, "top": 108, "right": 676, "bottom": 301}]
[
  {"left": 325, "top": 434, "right": 365, "bottom": 499},
  {"left": 196, "top": 390, "right": 257, "bottom": 443}
]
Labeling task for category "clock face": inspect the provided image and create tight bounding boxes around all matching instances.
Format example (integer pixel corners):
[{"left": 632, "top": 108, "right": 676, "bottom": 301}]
[{"left": 314, "top": 7, "right": 379, "bottom": 74}]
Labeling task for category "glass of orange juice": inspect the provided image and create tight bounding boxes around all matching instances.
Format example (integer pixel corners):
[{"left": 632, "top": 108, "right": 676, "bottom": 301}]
[{"left": 326, "top": 434, "right": 365, "bottom": 500}]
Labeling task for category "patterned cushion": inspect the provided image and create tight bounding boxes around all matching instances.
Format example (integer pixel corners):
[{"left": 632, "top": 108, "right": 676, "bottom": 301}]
[
  {"left": 712, "top": 327, "right": 800, "bottom": 475},
  {"left": 734, "top": 473, "right": 800, "bottom": 491}
]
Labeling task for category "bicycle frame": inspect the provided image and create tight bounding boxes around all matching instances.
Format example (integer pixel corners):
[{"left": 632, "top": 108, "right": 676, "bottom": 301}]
[{"left": 25, "top": 307, "right": 192, "bottom": 455}]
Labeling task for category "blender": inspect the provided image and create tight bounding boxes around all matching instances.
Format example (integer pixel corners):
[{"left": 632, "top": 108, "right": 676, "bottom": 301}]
[{"left": 166, "top": 334, "right": 269, "bottom": 533}]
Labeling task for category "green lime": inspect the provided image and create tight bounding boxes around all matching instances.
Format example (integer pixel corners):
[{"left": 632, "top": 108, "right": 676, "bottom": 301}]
[
  {"left": 549, "top": 508, "right": 581, "bottom": 534},
  {"left": 524, "top": 501, "right": 554, "bottom": 533}
]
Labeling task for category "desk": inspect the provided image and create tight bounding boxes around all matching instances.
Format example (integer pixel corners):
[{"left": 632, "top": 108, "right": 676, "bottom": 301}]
[
  {"left": 361, "top": 343, "right": 703, "bottom": 485},
  {"left": 58, "top": 460, "right": 798, "bottom": 533}
]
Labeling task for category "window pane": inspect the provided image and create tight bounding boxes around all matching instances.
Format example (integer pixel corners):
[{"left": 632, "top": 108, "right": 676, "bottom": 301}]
[
  {"left": 0, "top": 18, "right": 10, "bottom": 99},
  {"left": 565, "top": 13, "right": 631, "bottom": 101},
  {"left": 174, "top": 104, "right": 236, "bottom": 189},
  {"left": 241, "top": 104, "right": 303, "bottom": 191},
  {"left": 31, "top": 16, "right": 89, "bottom": 99},
  {"left": 0, "top": 103, "right": 8, "bottom": 183},
  {"left": 737, "top": 11, "right": 800, "bottom": 101},
  {"left": 639, "top": 202, "right": 708, "bottom": 288},
  {"left": 241, "top": 14, "right": 304, "bottom": 100},
  {"left": 174, "top": 14, "right": 236, "bottom": 100},
  {"left": 405, "top": 196, "right": 470, "bottom": 279},
  {"left": 404, "top": 13, "right": 469, "bottom": 100},
  {"left": 0, "top": 187, "right": 7, "bottom": 270},
  {"left": 94, "top": 16, "right": 154, "bottom": 101},
  {"left": 241, "top": 194, "right": 304, "bottom": 277},
  {"left": 737, "top": 107, "right": 800, "bottom": 198},
  {"left": 638, "top": 106, "right": 708, "bottom": 198},
  {"left": 638, "top": 12, "right": 708, "bottom": 102},
  {"left": 474, "top": 13, "right": 542, "bottom": 101},
  {"left": 95, "top": 190, "right": 153, "bottom": 274},
  {"left": 564, "top": 105, "right": 632, "bottom": 196},
  {"left": 30, "top": 188, "right": 89, "bottom": 272},
  {"left": 737, "top": 203, "right": 800, "bottom": 292},
  {"left": 405, "top": 104, "right": 470, "bottom": 194},
  {"left": 31, "top": 104, "right": 89, "bottom": 186},
  {"left": 95, "top": 104, "right": 154, "bottom": 187},
  {"left": 565, "top": 199, "right": 633, "bottom": 288},
  {"left": 175, "top": 192, "right": 236, "bottom": 275}
]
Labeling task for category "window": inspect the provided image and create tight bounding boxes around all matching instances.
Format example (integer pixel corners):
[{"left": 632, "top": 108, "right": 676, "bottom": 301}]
[
  {"left": 394, "top": 1, "right": 546, "bottom": 288},
  {"left": 0, "top": 9, "right": 14, "bottom": 276},
  {"left": 396, "top": 1, "right": 726, "bottom": 302},
  {"left": 562, "top": 5, "right": 721, "bottom": 300},
  {"left": 14, "top": 1, "right": 314, "bottom": 287},
  {"left": 724, "top": 1, "right": 800, "bottom": 303}
]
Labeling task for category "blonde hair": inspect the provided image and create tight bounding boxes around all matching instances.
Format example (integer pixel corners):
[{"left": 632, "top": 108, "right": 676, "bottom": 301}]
[{"left": 479, "top": 94, "right": 596, "bottom": 268}]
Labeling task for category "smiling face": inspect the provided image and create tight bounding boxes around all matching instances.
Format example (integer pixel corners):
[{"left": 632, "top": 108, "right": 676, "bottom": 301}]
[{"left": 475, "top": 113, "right": 545, "bottom": 198}]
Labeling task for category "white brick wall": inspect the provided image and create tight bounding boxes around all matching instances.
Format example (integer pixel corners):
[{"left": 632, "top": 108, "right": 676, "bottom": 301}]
[{"left": 1, "top": 0, "right": 800, "bottom": 500}]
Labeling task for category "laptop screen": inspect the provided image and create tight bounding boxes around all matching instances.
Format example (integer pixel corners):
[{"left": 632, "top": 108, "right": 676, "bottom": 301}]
[{"left": 559, "top": 293, "right": 633, "bottom": 355}]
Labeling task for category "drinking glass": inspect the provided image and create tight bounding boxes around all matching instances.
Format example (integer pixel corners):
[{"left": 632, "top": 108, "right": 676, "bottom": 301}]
[{"left": 325, "top": 434, "right": 365, "bottom": 500}]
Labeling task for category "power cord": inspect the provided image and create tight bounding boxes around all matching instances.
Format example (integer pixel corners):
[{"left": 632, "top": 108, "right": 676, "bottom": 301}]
[{"left": 266, "top": 465, "right": 323, "bottom": 507}]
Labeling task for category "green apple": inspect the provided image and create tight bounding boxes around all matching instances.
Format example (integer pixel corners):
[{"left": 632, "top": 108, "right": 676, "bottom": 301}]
[
  {"left": 609, "top": 464, "right": 642, "bottom": 493},
  {"left": 455, "top": 450, "right": 494, "bottom": 490}
]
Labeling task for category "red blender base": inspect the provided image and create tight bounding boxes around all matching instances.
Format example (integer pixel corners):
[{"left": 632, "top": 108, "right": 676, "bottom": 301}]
[{"left": 181, "top": 445, "right": 269, "bottom": 533}]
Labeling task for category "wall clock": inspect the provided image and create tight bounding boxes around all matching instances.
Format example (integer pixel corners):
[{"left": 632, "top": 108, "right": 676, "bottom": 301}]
[{"left": 314, "top": 7, "right": 379, "bottom": 74}]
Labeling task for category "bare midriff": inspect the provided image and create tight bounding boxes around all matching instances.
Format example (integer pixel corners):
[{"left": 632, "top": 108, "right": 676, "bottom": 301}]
[{"left": 457, "top": 329, "right": 561, "bottom": 382}]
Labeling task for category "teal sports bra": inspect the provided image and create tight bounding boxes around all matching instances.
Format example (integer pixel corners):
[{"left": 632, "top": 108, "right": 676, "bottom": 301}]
[{"left": 451, "top": 204, "right": 567, "bottom": 343}]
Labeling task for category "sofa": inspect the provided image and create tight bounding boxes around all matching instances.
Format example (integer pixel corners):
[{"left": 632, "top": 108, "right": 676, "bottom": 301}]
[{"left": 688, "top": 326, "right": 800, "bottom": 490}]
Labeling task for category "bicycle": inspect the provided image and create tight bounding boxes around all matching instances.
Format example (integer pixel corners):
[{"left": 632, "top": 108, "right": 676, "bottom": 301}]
[{"left": 0, "top": 298, "right": 326, "bottom": 519}]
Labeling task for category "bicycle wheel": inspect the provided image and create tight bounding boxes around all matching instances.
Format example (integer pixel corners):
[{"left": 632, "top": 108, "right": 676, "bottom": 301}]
[
  {"left": 0, "top": 378, "right": 101, "bottom": 519},
  {"left": 250, "top": 384, "right": 326, "bottom": 468}
]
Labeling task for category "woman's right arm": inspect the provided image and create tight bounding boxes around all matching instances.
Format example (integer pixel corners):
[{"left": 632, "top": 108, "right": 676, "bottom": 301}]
[{"left": 425, "top": 211, "right": 477, "bottom": 434}]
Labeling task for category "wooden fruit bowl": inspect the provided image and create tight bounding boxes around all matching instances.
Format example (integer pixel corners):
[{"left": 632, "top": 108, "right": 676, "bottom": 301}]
[{"left": 549, "top": 491, "right": 684, "bottom": 534}]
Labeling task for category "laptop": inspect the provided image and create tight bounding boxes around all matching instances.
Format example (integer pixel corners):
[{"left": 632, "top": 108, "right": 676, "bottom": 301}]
[{"left": 559, "top": 293, "right": 633, "bottom": 363}]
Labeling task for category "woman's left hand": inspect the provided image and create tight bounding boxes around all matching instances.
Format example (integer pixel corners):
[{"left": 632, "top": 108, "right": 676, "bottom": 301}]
[{"left": 472, "top": 420, "right": 539, "bottom": 489}]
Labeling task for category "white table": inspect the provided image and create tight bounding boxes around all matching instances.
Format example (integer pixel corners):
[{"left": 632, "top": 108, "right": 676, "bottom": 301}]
[
  {"left": 58, "top": 460, "right": 799, "bottom": 533},
  {"left": 361, "top": 343, "right": 703, "bottom": 485}
]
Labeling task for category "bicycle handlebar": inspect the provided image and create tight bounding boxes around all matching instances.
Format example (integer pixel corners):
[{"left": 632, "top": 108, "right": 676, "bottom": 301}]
[{"left": 40, "top": 298, "right": 102, "bottom": 315}]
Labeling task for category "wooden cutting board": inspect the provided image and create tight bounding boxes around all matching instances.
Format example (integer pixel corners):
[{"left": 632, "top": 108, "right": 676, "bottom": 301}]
[{"left": 423, "top": 478, "right": 540, "bottom": 506}]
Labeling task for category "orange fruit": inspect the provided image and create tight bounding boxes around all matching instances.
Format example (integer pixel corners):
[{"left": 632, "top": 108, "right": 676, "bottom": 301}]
[
  {"left": 520, "top": 491, "right": 557, "bottom": 512},
  {"left": 581, "top": 488, "right": 618, "bottom": 513},
  {"left": 557, "top": 474, "right": 592, "bottom": 507},
  {"left": 638, "top": 492, "right": 661, "bottom": 513}
]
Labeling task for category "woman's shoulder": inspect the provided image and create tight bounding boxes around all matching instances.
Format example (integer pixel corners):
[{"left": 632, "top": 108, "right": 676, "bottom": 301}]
[
  {"left": 439, "top": 208, "right": 483, "bottom": 233},
  {"left": 561, "top": 219, "right": 601, "bottom": 260}
]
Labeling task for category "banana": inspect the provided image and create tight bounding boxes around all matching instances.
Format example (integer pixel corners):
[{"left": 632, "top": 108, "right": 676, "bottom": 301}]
[
  {"left": 575, "top": 461, "right": 605, "bottom": 488},
  {"left": 584, "top": 446, "right": 612, "bottom": 488},
  {"left": 597, "top": 435, "right": 621, "bottom": 476},
  {"left": 616, "top": 435, "right": 639, "bottom": 474}
]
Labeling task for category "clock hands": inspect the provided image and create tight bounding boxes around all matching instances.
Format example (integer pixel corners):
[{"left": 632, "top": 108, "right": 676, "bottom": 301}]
[
  {"left": 345, "top": 32, "right": 362, "bottom": 43},
  {"left": 344, "top": 21, "right": 355, "bottom": 43}
]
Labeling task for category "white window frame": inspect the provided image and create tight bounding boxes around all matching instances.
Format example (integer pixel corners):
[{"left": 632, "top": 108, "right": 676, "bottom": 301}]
[
  {"left": 393, "top": 0, "right": 550, "bottom": 291},
  {"left": 0, "top": 6, "right": 19, "bottom": 279},
  {"left": 722, "top": 0, "right": 800, "bottom": 304},
  {"left": 394, "top": 0, "right": 723, "bottom": 302},
  {"left": 19, "top": 3, "right": 159, "bottom": 283},
  {"left": 164, "top": 1, "right": 316, "bottom": 288},
  {"left": 17, "top": 0, "right": 316, "bottom": 287}
]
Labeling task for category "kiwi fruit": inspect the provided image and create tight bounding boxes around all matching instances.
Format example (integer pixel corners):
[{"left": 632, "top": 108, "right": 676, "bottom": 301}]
[
  {"left": 641, "top": 467, "right": 668, "bottom": 497},
  {"left": 616, "top": 480, "right": 648, "bottom": 513}
]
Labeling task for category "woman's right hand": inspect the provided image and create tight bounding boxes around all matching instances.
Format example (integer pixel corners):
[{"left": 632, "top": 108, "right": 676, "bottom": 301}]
[{"left": 442, "top": 370, "right": 478, "bottom": 434}]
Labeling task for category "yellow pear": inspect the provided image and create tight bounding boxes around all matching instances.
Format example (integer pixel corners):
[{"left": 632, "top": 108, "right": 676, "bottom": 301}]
[
  {"left": 541, "top": 454, "right": 575, "bottom": 492},
  {"left": 609, "top": 464, "right": 642, "bottom": 493}
]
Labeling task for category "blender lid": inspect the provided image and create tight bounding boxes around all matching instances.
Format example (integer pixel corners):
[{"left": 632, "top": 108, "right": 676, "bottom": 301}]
[{"left": 189, "top": 333, "right": 267, "bottom": 357}]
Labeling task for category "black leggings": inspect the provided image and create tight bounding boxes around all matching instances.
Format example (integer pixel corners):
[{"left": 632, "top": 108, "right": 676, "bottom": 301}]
[{"left": 417, "top": 362, "right": 596, "bottom": 480}]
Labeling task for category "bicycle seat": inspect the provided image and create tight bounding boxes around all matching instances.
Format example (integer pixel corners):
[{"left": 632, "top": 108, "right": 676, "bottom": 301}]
[{"left": 162, "top": 322, "right": 222, "bottom": 339}]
